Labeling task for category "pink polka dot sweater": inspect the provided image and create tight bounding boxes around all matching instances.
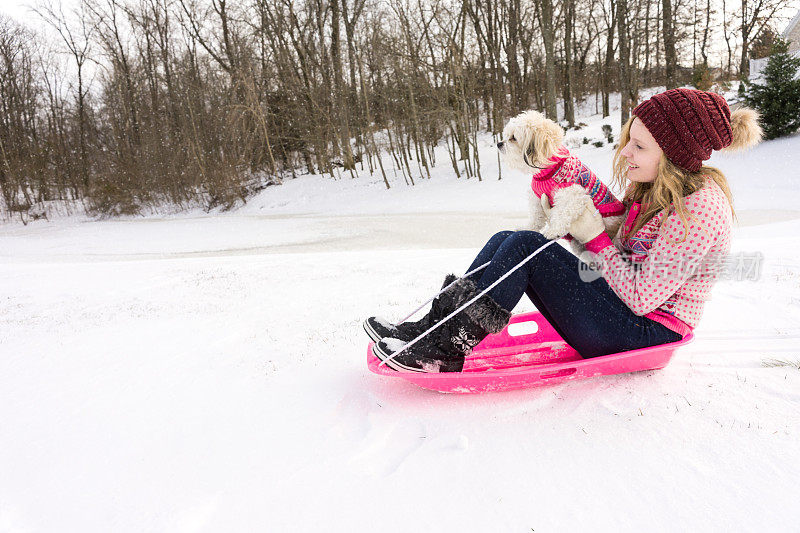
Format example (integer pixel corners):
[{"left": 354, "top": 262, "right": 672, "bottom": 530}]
[{"left": 584, "top": 177, "right": 732, "bottom": 337}]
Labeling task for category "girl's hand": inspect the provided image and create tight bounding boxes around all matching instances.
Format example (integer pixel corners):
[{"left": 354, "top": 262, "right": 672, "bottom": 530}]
[{"left": 540, "top": 194, "right": 605, "bottom": 244}]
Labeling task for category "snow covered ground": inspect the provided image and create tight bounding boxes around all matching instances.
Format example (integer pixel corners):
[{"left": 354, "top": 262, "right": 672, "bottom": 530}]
[{"left": 1, "top": 89, "right": 799, "bottom": 532}]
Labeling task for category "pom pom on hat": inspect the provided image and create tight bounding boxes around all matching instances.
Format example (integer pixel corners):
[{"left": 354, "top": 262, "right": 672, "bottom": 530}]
[{"left": 720, "top": 107, "right": 763, "bottom": 152}]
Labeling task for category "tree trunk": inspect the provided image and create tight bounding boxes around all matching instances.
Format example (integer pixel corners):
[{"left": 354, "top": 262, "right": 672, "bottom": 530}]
[
  {"left": 507, "top": 0, "right": 521, "bottom": 114},
  {"left": 330, "top": 0, "right": 355, "bottom": 170},
  {"left": 563, "top": 0, "right": 575, "bottom": 126},
  {"left": 700, "top": 0, "right": 711, "bottom": 67},
  {"left": 540, "top": 0, "right": 558, "bottom": 120},
  {"left": 603, "top": 1, "right": 616, "bottom": 117},
  {"left": 663, "top": 0, "right": 678, "bottom": 89},
  {"left": 617, "top": 0, "right": 631, "bottom": 125},
  {"left": 643, "top": 0, "right": 651, "bottom": 87},
  {"left": 739, "top": 0, "right": 751, "bottom": 80}
]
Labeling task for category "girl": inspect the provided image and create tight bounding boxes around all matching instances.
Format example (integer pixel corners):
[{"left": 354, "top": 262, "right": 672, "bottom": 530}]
[{"left": 367, "top": 88, "right": 763, "bottom": 373}]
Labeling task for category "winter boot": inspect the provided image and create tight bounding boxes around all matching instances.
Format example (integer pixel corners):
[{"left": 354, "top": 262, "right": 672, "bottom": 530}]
[
  {"left": 363, "top": 274, "right": 468, "bottom": 343},
  {"left": 372, "top": 280, "right": 511, "bottom": 372}
]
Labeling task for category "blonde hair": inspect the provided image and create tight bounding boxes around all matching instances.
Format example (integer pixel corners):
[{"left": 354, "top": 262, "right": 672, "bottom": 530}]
[{"left": 612, "top": 115, "right": 735, "bottom": 241}]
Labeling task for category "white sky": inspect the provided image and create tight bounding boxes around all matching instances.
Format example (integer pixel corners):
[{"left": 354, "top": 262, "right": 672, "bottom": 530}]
[
  {"left": 1, "top": 0, "right": 47, "bottom": 22},
  {"left": 2, "top": 0, "right": 799, "bottom": 67}
]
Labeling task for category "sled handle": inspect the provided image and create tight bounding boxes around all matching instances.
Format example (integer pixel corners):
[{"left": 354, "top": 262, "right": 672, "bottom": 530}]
[
  {"left": 506, "top": 320, "right": 540, "bottom": 337},
  {"left": 380, "top": 240, "right": 559, "bottom": 368},
  {"left": 399, "top": 261, "right": 491, "bottom": 323}
]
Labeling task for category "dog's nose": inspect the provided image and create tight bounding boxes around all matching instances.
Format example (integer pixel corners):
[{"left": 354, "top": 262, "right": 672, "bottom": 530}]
[{"left": 497, "top": 141, "right": 504, "bottom": 149}]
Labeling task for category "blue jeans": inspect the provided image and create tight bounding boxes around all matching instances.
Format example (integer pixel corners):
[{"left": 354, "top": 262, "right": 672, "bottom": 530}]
[{"left": 465, "top": 231, "right": 682, "bottom": 358}]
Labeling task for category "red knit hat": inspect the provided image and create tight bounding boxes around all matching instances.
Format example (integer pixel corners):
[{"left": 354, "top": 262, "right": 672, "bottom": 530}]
[{"left": 632, "top": 88, "right": 732, "bottom": 173}]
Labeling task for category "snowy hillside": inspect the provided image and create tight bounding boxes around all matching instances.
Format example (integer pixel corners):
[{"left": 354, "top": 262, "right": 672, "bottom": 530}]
[{"left": 1, "top": 88, "right": 799, "bottom": 532}]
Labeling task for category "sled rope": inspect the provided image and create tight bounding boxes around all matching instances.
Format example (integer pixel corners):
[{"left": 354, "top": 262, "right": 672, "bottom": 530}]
[
  {"left": 398, "top": 261, "right": 491, "bottom": 323},
  {"left": 379, "top": 239, "right": 558, "bottom": 368}
]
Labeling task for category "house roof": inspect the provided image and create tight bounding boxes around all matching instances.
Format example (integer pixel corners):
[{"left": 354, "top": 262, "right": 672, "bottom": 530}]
[{"left": 784, "top": 9, "right": 800, "bottom": 39}]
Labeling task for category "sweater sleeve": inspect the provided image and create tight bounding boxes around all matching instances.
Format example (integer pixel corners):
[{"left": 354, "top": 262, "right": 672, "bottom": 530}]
[{"left": 583, "top": 194, "right": 726, "bottom": 316}]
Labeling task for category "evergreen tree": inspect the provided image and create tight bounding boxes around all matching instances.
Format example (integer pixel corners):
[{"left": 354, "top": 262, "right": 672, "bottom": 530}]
[
  {"left": 692, "top": 62, "right": 713, "bottom": 90},
  {"left": 745, "top": 37, "right": 800, "bottom": 140},
  {"left": 750, "top": 28, "right": 779, "bottom": 60}
]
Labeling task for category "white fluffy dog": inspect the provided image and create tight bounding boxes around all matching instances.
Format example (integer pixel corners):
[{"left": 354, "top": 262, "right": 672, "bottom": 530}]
[{"left": 498, "top": 110, "right": 624, "bottom": 252}]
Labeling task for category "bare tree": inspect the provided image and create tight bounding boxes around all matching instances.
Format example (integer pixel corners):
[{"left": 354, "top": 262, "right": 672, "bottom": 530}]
[
  {"left": 35, "top": 1, "right": 94, "bottom": 189},
  {"left": 563, "top": 0, "right": 576, "bottom": 126},
  {"left": 738, "top": 0, "right": 785, "bottom": 80},
  {"left": 1, "top": 0, "right": 778, "bottom": 219},
  {"left": 663, "top": 0, "right": 678, "bottom": 88},
  {"left": 601, "top": 0, "right": 616, "bottom": 117},
  {"left": 618, "top": 0, "right": 632, "bottom": 124},
  {"left": 538, "top": 0, "right": 558, "bottom": 120}
]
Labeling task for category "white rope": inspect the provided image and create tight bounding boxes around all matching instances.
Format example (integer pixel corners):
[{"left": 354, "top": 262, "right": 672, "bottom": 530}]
[
  {"left": 398, "top": 261, "right": 491, "bottom": 322},
  {"left": 379, "top": 239, "right": 558, "bottom": 368}
]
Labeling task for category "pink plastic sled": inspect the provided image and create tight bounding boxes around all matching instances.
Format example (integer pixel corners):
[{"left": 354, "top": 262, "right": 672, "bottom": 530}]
[{"left": 367, "top": 311, "right": 693, "bottom": 393}]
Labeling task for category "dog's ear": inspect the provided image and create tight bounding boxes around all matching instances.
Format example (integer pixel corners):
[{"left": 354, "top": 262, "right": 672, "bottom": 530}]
[
  {"left": 527, "top": 120, "right": 565, "bottom": 167},
  {"left": 501, "top": 119, "right": 515, "bottom": 144},
  {"left": 516, "top": 123, "right": 534, "bottom": 167}
]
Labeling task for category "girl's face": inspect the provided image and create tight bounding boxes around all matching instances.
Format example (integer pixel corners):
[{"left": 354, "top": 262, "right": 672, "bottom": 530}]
[{"left": 620, "top": 117, "right": 663, "bottom": 183}]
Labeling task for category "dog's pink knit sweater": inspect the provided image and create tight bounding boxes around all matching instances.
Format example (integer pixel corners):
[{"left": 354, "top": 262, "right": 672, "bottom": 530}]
[
  {"left": 531, "top": 146, "right": 625, "bottom": 216},
  {"left": 584, "top": 177, "right": 733, "bottom": 337}
]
